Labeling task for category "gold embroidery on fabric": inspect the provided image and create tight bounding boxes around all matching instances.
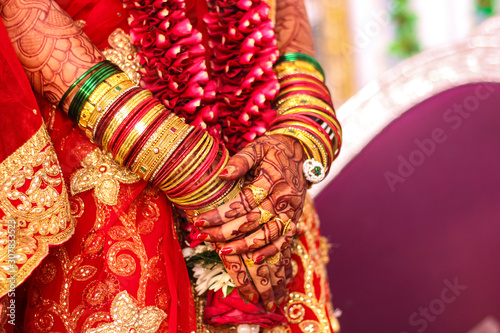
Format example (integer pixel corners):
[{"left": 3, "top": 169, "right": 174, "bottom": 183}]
[
  {"left": 70, "top": 149, "right": 140, "bottom": 206},
  {"left": 87, "top": 291, "right": 167, "bottom": 333},
  {"left": 0, "top": 125, "right": 74, "bottom": 297},
  {"left": 283, "top": 194, "right": 339, "bottom": 332},
  {"left": 103, "top": 28, "right": 142, "bottom": 84}
]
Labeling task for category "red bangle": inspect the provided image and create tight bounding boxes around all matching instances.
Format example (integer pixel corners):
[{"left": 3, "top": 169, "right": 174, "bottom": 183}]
[
  {"left": 166, "top": 138, "right": 221, "bottom": 196},
  {"left": 109, "top": 96, "right": 157, "bottom": 158},
  {"left": 123, "top": 111, "right": 171, "bottom": 168},
  {"left": 170, "top": 144, "right": 228, "bottom": 198},
  {"left": 152, "top": 129, "right": 205, "bottom": 186},
  {"left": 94, "top": 87, "right": 141, "bottom": 147}
]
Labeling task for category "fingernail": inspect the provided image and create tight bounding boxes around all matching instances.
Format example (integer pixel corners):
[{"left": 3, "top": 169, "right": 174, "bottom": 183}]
[
  {"left": 266, "top": 301, "right": 276, "bottom": 312},
  {"left": 194, "top": 220, "right": 207, "bottom": 227},
  {"left": 249, "top": 293, "right": 259, "bottom": 303},
  {"left": 254, "top": 256, "right": 264, "bottom": 264},
  {"left": 220, "top": 248, "right": 234, "bottom": 255},
  {"left": 277, "top": 297, "right": 285, "bottom": 306},
  {"left": 197, "top": 234, "right": 209, "bottom": 241},
  {"left": 220, "top": 166, "right": 235, "bottom": 177}
]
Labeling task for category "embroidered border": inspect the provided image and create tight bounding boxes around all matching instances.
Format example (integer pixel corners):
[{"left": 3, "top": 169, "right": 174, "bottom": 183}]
[{"left": 0, "top": 125, "right": 75, "bottom": 297}]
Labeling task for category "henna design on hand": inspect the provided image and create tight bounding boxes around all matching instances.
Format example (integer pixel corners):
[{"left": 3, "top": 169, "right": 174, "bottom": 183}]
[
  {"left": 0, "top": 0, "right": 104, "bottom": 108},
  {"left": 275, "top": 0, "right": 315, "bottom": 56}
]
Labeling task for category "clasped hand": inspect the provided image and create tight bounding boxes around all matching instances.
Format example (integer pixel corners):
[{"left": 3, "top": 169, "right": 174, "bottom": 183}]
[{"left": 188, "top": 135, "right": 308, "bottom": 312}]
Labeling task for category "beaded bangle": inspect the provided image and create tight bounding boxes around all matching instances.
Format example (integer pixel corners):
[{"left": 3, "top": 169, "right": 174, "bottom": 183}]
[{"left": 58, "top": 61, "right": 108, "bottom": 111}]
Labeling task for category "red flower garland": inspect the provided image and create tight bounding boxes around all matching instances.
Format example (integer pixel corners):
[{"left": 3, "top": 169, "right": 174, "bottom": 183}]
[{"left": 124, "top": 0, "right": 278, "bottom": 153}]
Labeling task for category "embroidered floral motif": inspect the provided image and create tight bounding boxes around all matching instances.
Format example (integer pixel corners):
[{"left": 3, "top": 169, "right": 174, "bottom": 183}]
[
  {"left": 0, "top": 125, "right": 74, "bottom": 297},
  {"left": 103, "top": 28, "right": 142, "bottom": 84},
  {"left": 87, "top": 291, "right": 167, "bottom": 333},
  {"left": 70, "top": 149, "right": 140, "bottom": 206}
]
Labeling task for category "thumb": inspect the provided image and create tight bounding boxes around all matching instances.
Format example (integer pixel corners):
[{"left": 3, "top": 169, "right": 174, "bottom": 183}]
[{"left": 219, "top": 141, "right": 264, "bottom": 180}]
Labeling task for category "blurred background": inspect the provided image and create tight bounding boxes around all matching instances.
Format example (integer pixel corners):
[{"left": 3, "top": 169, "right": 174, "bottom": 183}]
[{"left": 306, "top": 1, "right": 500, "bottom": 332}]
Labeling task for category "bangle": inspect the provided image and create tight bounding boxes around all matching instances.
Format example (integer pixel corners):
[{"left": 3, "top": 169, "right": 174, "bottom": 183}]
[
  {"left": 101, "top": 89, "right": 153, "bottom": 150},
  {"left": 115, "top": 102, "right": 164, "bottom": 164},
  {"left": 267, "top": 128, "right": 327, "bottom": 169},
  {"left": 86, "top": 81, "right": 137, "bottom": 141},
  {"left": 78, "top": 73, "right": 130, "bottom": 130},
  {"left": 275, "top": 53, "right": 325, "bottom": 78},
  {"left": 267, "top": 128, "right": 328, "bottom": 183},
  {"left": 69, "top": 63, "right": 121, "bottom": 123},
  {"left": 189, "top": 177, "right": 245, "bottom": 215},
  {"left": 59, "top": 61, "right": 108, "bottom": 110},
  {"left": 274, "top": 94, "right": 333, "bottom": 115}
]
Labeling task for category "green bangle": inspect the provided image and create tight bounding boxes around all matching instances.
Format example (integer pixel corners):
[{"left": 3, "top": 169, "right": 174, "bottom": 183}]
[
  {"left": 58, "top": 61, "right": 108, "bottom": 111},
  {"left": 68, "top": 63, "right": 121, "bottom": 123},
  {"left": 275, "top": 53, "right": 325, "bottom": 78}
]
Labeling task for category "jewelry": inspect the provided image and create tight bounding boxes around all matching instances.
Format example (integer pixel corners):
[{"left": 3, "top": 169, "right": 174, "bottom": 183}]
[
  {"left": 246, "top": 184, "right": 268, "bottom": 206},
  {"left": 258, "top": 206, "right": 274, "bottom": 225},
  {"left": 281, "top": 219, "right": 293, "bottom": 236},
  {"left": 244, "top": 258, "right": 255, "bottom": 268},
  {"left": 265, "top": 252, "right": 281, "bottom": 265},
  {"left": 303, "top": 158, "right": 326, "bottom": 183}
]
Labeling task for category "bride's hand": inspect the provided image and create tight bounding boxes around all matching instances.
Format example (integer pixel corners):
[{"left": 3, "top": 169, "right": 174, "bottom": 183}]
[
  {"left": 192, "top": 135, "right": 307, "bottom": 258},
  {"left": 190, "top": 134, "right": 308, "bottom": 310}
]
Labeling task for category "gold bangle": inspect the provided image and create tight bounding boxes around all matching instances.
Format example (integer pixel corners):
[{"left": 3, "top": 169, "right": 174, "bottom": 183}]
[
  {"left": 131, "top": 114, "right": 178, "bottom": 176},
  {"left": 115, "top": 103, "right": 165, "bottom": 165},
  {"left": 274, "top": 60, "right": 324, "bottom": 82},
  {"left": 277, "top": 86, "right": 327, "bottom": 99},
  {"left": 78, "top": 73, "right": 130, "bottom": 130},
  {"left": 86, "top": 81, "right": 136, "bottom": 141},
  {"left": 169, "top": 150, "right": 230, "bottom": 204},
  {"left": 101, "top": 89, "right": 153, "bottom": 150},
  {"left": 144, "top": 124, "right": 192, "bottom": 181},
  {"left": 137, "top": 119, "right": 188, "bottom": 181},
  {"left": 275, "top": 94, "right": 333, "bottom": 115},
  {"left": 159, "top": 133, "right": 213, "bottom": 191},
  {"left": 150, "top": 123, "right": 194, "bottom": 182},
  {"left": 267, "top": 128, "right": 328, "bottom": 168},
  {"left": 277, "top": 121, "right": 334, "bottom": 161},
  {"left": 280, "top": 108, "right": 342, "bottom": 135},
  {"left": 190, "top": 177, "right": 244, "bottom": 215}
]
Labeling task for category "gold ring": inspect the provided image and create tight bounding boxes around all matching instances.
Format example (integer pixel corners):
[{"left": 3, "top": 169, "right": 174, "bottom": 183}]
[
  {"left": 246, "top": 184, "right": 268, "bottom": 206},
  {"left": 258, "top": 206, "right": 274, "bottom": 225},
  {"left": 276, "top": 218, "right": 292, "bottom": 236},
  {"left": 265, "top": 252, "right": 281, "bottom": 265},
  {"left": 244, "top": 258, "right": 255, "bottom": 268}
]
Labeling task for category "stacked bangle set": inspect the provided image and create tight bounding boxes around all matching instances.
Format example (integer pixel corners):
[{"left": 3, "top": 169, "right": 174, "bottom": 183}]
[
  {"left": 267, "top": 53, "right": 342, "bottom": 184},
  {"left": 61, "top": 54, "right": 337, "bottom": 214},
  {"left": 61, "top": 60, "right": 242, "bottom": 214}
]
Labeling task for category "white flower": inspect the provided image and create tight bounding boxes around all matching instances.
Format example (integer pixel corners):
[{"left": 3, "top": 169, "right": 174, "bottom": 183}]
[
  {"left": 192, "top": 263, "right": 235, "bottom": 297},
  {"left": 182, "top": 247, "right": 195, "bottom": 259}
]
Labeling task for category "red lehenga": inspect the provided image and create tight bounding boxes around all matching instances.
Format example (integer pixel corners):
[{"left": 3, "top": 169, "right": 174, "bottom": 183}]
[{"left": 0, "top": 0, "right": 339, "bottom": 332}]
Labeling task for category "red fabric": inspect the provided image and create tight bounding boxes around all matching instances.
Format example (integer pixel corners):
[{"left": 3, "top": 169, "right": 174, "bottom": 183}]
[{"left": 0, "top": 18, "right": 42, "bottom": 161}]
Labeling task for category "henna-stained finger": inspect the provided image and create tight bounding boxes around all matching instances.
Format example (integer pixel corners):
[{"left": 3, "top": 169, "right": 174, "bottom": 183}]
[
  {"left": 252, "top": 231, "right": 294, "bottom": 263},
  {"left": 267, "top": 252, "right": 288, "bottom": 308},
  {"left": 214, "top": 243, "right": 260, "bottom": 303},
  {"left": 282, "top": 247, "right": 294, "bottom": 288},
  {"left": 196, "top": 200, "right": 277, "bottom": 242},
  {"left": 219, "top": 217, "right": 297, "bottom": 255},
  {"left": 241, "top": 252, "right": 276, "bottom": 312}
]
